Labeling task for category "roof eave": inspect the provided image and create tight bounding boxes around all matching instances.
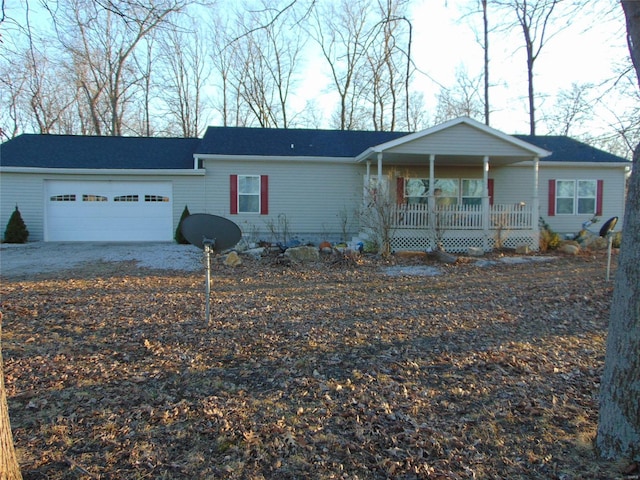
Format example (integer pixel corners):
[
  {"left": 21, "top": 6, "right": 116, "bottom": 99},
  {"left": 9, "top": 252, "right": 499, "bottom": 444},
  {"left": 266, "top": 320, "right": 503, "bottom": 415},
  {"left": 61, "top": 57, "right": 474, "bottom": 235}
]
[
  {"left": 0, "top": 167, "right": 205, "bottom": 175},
  {"left": 195, "top": 153, "right": 357, "bottom": 163}
]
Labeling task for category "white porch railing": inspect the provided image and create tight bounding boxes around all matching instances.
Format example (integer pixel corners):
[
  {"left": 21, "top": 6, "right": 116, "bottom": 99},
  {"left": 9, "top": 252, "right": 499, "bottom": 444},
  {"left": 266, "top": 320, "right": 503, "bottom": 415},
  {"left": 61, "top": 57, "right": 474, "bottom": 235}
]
[{"left": 392, "top": 203, "right": 534, "bottom": 230}]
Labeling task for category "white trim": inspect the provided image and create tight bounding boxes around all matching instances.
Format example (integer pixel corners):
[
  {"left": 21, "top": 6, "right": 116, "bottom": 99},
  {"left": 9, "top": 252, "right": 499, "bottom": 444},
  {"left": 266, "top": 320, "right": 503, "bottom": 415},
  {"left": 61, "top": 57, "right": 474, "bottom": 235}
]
[
  {"left": 194, "top": 154, "right": 355, "bottom": 164},
  {"left": 0, "top": 167, "right": 205, "bottom": 175},
  {"left": 510, "top": 161, "right": 630, "bottom": 168}
]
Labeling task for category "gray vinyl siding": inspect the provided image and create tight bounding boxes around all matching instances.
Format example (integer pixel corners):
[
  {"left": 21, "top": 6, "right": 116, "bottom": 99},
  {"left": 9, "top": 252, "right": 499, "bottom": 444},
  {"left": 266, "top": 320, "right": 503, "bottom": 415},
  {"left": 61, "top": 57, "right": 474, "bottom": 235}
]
[
  {"left": 1, "top": 171, "right": 205, "bottom": 242},
  {"left": 538, "top": 165, "right": 627, "bottom": 235},
  {"left": 203, "top": 158, "right": 363, "bottom": 243},
  {"left": 490, "top": 166, "right": 537, "bottom": 205},
  {"left": 496, "top": 164, "right": 627, "bottom": 235},
  {"left": 386, "top": 123, "right": 536, "bottom": 157},
  {"left": 0, "top": 173, "right": 46, "bottom": 241}
]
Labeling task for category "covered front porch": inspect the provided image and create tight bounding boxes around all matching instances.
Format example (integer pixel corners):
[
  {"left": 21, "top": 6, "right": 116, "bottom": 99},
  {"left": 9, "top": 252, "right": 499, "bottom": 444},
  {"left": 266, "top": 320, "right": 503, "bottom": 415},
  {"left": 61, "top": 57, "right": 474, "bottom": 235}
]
[
  {"left": 355, "top": 117, "right": 551, "bottom": 253},
  {"left": 390, "top": 202, "right": 537, "bottom": 252}
]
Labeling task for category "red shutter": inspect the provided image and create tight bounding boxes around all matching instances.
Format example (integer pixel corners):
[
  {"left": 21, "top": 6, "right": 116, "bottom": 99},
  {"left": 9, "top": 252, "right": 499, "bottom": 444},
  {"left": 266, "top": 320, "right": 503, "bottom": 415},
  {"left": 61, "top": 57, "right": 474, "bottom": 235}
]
[
  {"left": 260, "top": 175, "right": 269, "bottom": 215},
  {"left": 488, "top": 178, "right": 494, "bottom": 206},
  {"left": 230, "top": 175, "right": 238, "bottom": 214},
  {"left": 396, "top": 177, "right": 405, "bottom": 204},
  {"left": 596, "top": 179, "right": 604, "bottom": 216},
  {"left": 548, "top": 179, "right": 556, "bottom": 216}
]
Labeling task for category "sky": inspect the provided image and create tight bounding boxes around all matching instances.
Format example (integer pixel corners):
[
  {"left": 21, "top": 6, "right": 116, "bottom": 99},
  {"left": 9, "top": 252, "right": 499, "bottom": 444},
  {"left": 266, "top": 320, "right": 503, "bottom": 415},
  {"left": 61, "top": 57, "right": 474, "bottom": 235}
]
[
  {"left": 293, "top": 0, "right": 631, "bottom": 137},
  {"left": 404, "top": 0, "right": 630, "bottom": 135}
]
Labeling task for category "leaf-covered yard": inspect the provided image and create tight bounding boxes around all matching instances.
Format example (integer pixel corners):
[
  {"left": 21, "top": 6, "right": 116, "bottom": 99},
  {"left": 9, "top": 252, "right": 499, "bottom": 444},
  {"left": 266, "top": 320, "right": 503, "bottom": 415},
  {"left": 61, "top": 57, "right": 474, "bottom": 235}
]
[{"left": 0, "top": 251, "right": 632, "bottom": 479}]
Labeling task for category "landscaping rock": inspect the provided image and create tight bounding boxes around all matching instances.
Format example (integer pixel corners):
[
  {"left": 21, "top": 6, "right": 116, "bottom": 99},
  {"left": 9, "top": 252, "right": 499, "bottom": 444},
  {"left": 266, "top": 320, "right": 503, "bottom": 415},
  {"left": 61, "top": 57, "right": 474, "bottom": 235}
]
[
  {"left": 559, "top": 244, "right": 580, "bottom": 255},
  {"left": 432, "top": 250, "right": 458, "bottom": 264},
  {"left": 284, "top": 245, "right": 320, "bottom": 262},
  {"left": 467, "top": 247, "right": 484, "bottom": 257},
  {"left": 224, "top": 251, "right": 242, "bottom": 266},
  {"left": 515, "top": 245, "right": 530, "bottom": 254}
]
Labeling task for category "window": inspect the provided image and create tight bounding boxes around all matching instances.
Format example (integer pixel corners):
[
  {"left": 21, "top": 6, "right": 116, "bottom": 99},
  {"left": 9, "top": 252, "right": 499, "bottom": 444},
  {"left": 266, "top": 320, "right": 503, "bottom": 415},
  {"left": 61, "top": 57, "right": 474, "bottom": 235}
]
[
  {"left": 114, "top": 195, "right": 139, "bottom": 202},
  {"left": 83, "top": 194, "right": 107, "bottom": 202},
  {"left": 402, "top": 178, "right": 459, "bottom": 205},
  {"left": 555, "top": 180, "right": 597, "bottom": 215},
  {"left": 549, "top": 179, "right": 602, "bottom": 216},
  {"left": 230, "top": 175, "right": 269, "bottom": 215},
  {"left": 145, "top": 195, "right": 170, "bottom": 202},
  {"left": 404, "top": 178, "right": 429, "bottom": 204},
  {"left": 577, "top": 180, "right": 597, "bottom": 214},
  {"left": 461, "top": 179, "right": 483, "bottom": 206},
  {"left": 238, "top": 175, "right": 260, "bottom": 213},
  {"left": 50, "top": 194, "right": 76, "bottom": 202}
]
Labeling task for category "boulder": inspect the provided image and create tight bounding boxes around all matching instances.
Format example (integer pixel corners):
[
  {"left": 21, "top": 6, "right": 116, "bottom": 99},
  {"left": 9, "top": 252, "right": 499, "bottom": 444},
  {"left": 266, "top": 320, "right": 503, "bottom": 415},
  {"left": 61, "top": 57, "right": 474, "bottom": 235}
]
[
  {"left": 319, "top": 241, "right": 333, "bottom": 254},
  {"left": 467, "top": 247, "right": 484, "bottom": 257},
  {"left": 284, "top": 245, "right": 320, "bottom": 262},
  {"left": 559, "top": 244, "right": 580, "bottom": 255},
  {"left": 432, "top": 250, "right": 458, "bottom": 264},
  {"left": 223, "top": 251, "right": 242, "bottom": 266},
  {"left": 515, "top": 245, "right": 530, "bottom": 255}
]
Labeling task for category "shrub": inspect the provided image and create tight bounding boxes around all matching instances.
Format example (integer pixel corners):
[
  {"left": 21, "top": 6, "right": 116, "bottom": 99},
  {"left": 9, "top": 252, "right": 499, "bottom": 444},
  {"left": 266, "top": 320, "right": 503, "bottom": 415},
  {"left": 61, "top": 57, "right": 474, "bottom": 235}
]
[
  {"left": 175, "top": 205, "right": 191, "bottom": 244},
  {"left": 612, "top": 231, "right": 622, "bottom": 248},
  {"left": 538, "top": 217, "right": 561, "bottom": 252},
  {"left": 4, "top": 205, "right": 29, "bottom": 243}
]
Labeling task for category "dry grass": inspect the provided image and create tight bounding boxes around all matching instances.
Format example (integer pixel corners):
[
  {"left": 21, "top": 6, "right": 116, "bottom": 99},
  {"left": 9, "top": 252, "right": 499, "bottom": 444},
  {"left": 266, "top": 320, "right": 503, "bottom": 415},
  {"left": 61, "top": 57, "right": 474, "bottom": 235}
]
[{"left": 0, "top": 250, "right": 632, "bottom": 479}]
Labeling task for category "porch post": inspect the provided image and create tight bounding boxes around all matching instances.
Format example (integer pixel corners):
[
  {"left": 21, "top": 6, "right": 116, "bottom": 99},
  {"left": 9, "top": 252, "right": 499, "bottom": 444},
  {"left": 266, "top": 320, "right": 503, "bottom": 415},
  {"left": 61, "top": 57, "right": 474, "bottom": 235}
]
[
  {"left": 483, "top": 156, "right": 490, "bottom": 251},
  {"left": 428, "top": 154, "right": 436, "bottom": 233},
  {"left": 366, "top": 160, "right": 371, "bottom": 185},
  {"left": 376, "top": 152, "right": 383, "bottom": 186},
  {"left": 532, "top": 156, "right": 540, "bottom": 240}
]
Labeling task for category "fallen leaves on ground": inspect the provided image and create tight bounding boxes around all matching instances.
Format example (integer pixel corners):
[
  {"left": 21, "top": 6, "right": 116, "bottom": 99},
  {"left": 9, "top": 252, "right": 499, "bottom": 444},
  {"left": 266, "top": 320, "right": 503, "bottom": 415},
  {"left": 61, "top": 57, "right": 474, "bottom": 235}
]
[{"left": 0, "top": 250, "right": 631, "bottom": 479}]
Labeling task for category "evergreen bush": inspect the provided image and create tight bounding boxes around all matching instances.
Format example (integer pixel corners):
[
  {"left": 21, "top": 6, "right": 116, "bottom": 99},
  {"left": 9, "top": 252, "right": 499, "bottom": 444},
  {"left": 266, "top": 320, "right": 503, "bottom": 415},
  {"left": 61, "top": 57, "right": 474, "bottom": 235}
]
[
  {"left": 175, "top": 205, "right": 191, "bottom": 244},
  {"left": 3, "top": 206, "right": 29, "bottom": 243}
]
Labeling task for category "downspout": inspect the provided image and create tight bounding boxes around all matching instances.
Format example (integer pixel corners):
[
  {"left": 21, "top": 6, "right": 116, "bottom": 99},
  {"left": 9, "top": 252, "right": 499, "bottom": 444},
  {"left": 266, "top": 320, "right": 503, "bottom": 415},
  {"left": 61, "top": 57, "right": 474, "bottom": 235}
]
[{"left": 483, "top": 156, "right": 490, "bottom": 251}]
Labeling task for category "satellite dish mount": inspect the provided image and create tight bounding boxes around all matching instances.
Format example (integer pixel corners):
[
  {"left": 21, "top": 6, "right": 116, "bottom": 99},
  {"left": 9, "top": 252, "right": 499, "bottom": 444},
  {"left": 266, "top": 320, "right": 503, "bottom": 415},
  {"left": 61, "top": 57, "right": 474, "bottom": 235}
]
[{"left": 180, "top": 214, "right": 242, "bottom": 323}]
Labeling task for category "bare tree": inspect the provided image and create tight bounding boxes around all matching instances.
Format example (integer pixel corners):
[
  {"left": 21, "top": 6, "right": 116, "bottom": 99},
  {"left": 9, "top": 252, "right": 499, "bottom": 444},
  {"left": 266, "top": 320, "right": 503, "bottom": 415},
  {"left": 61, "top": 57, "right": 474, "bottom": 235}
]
[
  {"left": 596, "top": 0, "right": 640, "bottom": 464},
  {"left": 157, "top": 19, "right": 210, "bottom": 137},
  {"left": 495, "top": 0, "right": 566, "bottom": 135},
  {"left": 55, "top": 0, "right": 185, "bottom": 135},
  {"left": 545, "top": 82, "right": 593, "bottom": 136},
  {"left": 220, "top": 0, "right": 305, "bottom": 128},
  {"left": 434, "top": 67, "right": 484, "bottom": 124},
  {"left": 310, "top": 0, "right": 374, "bottom": 130},
  {"left": 0, "top": 313, "right": 22, "bottom": 480}
]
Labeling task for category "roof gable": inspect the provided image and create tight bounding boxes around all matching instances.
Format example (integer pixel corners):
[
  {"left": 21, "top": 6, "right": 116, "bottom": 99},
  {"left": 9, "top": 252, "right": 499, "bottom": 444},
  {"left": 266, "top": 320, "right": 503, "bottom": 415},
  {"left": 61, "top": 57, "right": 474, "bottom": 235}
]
[
  {"left": 1, "top": 134, "right": 200, "bottom": 169},
  {"left": 357, "top": 117, "right": 551, "bottom": 161}
]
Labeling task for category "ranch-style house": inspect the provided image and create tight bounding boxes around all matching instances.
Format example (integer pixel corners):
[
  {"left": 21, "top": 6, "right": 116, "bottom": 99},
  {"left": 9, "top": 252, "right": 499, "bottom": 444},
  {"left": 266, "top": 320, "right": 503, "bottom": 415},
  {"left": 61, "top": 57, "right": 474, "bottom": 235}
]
[{"left": 0, "top": 117, "right": 630, "bottom": 252}]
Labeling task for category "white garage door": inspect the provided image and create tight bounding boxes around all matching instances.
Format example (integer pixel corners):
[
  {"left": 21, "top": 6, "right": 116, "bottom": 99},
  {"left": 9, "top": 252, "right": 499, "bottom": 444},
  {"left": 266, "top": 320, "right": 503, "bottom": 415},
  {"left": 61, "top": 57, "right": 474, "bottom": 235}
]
[{"left": 45, "top": 180, "right": 173, "bottom": 241}]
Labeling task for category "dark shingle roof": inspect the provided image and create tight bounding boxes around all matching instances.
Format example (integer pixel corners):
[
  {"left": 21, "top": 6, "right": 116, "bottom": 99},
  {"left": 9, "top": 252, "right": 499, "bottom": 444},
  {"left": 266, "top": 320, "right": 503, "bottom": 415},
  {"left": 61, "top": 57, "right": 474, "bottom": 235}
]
[
  {"left": 0, "top": 134, "right": 200, "bottom": 169},
  {"left": 1, "top": 129, "right": 629, "bottom": 169},
  {"left": 514, "top": 135, "right": 629, "bottom": 163},
  {"left": 196, "top": 126, "right": 409, "bottom": 157}
]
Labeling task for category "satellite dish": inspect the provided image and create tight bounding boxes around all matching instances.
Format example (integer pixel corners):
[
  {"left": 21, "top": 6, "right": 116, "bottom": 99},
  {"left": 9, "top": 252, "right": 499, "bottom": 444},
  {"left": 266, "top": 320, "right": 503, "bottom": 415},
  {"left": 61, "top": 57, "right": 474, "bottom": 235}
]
[
  {"left": 180, "top": 214, "right": 242, "bottom": 251},
  {"left": 599, "top": 216, "right": 618, "bottom": 238},
  {"left": 180, "top": 214, "right": 242, "bottom": 325}
]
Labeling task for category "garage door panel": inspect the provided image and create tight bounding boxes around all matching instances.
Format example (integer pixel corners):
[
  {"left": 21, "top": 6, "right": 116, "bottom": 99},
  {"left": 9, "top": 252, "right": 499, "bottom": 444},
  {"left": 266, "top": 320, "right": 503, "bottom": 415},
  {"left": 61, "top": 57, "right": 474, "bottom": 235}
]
[{"left": 45, "top": 181, "right": 173, "bottom": 241}]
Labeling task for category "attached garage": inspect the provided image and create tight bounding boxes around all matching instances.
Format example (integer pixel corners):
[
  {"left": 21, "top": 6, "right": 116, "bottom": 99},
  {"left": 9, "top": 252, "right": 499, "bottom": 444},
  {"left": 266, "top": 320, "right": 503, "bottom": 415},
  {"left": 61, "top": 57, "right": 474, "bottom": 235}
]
[{"left": 45, "top": 180, "right": 173, "bottom": 241}]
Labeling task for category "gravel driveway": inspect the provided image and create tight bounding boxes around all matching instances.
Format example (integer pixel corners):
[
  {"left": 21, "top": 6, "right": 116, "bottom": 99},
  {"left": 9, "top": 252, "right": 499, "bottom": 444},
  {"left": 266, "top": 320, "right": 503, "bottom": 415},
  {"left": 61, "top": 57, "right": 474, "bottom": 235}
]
[{"left": 0, "top": 242, "right": 204, "bottom": 278}]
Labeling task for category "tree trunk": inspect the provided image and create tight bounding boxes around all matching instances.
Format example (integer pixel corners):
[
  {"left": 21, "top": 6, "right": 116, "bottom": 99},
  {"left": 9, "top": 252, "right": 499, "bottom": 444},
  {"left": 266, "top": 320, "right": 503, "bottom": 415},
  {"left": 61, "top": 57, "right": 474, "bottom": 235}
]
[
  {"left": 596, "top": 2, "right": 640, "bottom": 463},
  {"left": 0, "top": 313, "right": 23, "bottom": 480}
]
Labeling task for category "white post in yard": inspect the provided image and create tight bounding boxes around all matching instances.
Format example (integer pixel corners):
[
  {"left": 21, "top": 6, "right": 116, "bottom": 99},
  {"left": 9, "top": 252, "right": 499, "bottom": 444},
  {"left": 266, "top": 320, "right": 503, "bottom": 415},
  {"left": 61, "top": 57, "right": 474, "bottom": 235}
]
[{"left": 483, "top": 156, "right": 490, "bottom": 251}]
